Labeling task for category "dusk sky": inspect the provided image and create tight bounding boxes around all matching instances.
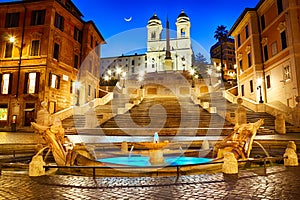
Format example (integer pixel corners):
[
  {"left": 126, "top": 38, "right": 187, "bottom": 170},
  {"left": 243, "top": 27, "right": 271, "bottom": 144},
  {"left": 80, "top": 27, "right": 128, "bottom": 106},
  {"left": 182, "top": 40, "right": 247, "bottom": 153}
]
[
  {"left": 72, "top": 0, "right": 259, "bottom": 58},
  {"left": 0, "top": 0, "right": 260, "bottom": 58}
]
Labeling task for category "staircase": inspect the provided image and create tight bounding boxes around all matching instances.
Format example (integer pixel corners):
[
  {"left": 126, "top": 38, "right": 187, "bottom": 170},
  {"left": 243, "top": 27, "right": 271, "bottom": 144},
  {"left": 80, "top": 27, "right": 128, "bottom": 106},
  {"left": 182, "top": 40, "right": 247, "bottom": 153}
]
[{"left": 100, "top": 96, "right": 233, "bottom": 136}]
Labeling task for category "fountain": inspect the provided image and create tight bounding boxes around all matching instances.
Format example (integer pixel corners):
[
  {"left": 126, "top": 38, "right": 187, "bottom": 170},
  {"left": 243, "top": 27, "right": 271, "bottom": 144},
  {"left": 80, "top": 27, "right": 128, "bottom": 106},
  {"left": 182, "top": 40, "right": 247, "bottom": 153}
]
[
  {"left": 128, "top": 146, "right": 134, "bottom": 158},
  {"left": 30, "top": 101, "right": 268, "bottom": 176},
  {"left": 213, "top": 119, "right": 264, "bottom": 160}
]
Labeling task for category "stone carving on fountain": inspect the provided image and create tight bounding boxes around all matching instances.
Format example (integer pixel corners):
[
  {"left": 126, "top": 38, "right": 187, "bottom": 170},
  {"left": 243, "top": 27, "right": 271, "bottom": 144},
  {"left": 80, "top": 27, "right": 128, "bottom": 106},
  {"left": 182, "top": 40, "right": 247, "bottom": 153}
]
[
  {"left": 134, "top": 132, "right": 169, "bottom": 165},
  {"left": 213, "top": 119, "right": 264, "bottom": 160},
  {"left": 31, "top": 101, "right": 103, "bottom": 167}
]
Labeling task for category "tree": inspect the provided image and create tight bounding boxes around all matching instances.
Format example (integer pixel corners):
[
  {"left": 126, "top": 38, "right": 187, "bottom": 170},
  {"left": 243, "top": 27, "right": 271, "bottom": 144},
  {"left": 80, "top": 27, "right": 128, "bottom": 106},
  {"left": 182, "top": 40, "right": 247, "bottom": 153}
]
[
  {"left": 193, "top": 52, "right": 209, "bottom": 78},
  {"left": 214, "top": 25, "right": 229, "bottom": 81}
]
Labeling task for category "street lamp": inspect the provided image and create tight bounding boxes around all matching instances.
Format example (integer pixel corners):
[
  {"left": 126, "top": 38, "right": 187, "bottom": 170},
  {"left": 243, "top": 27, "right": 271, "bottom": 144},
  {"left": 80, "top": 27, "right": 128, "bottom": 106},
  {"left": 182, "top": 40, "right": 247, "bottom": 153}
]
[
  {"left": 257, "top": 78, "right": 264, "bottom": 103},
  {"left": 122, "top": 71, "right": 126, "bottom": 88},
  {"left": 116, "top": 67, "right": 122, "bottom": 79},
  {"left": 189, "top": 68, "right": 195, "bottom": 88},
  {"left": 182, "top": 57, "right": 186, "bottom": 71},
  {"left": 207, "top": 68, "right": 212, "bottom": 86},
  {"left": 9, "top": 36, "right": 23, "bottom": 98}
]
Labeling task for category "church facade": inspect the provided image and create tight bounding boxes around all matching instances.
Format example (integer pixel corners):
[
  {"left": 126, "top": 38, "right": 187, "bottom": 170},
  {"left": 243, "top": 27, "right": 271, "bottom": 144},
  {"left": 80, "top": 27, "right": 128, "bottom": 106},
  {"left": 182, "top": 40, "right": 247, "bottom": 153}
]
[
  {"left": 146, "top": 11, "right": 193, "bottom": 72},
  {"left": 101, "top": 10, "right": 193, "bottom": 79}
]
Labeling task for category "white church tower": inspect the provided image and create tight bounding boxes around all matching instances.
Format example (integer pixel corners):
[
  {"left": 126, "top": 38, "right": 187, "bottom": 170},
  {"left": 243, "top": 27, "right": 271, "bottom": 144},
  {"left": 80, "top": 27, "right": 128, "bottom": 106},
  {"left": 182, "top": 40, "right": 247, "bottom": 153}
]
[{"left": 146, "top": 10, "right": 193, "bottom": 72}]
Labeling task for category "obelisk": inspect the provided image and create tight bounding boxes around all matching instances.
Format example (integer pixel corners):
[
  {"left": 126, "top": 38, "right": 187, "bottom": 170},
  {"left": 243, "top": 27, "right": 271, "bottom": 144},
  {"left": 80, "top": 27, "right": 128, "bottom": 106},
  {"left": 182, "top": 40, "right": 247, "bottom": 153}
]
[{"left": 164, "top": 17, "right": 173, "bottom": 70}]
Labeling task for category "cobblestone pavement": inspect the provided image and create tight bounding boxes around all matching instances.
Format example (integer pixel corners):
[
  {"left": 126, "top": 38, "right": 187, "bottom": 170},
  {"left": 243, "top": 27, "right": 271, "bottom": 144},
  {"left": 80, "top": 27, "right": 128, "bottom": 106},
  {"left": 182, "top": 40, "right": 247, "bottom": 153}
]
[{"left": 1, "top": 166, "right": 300, "bottom": 199}]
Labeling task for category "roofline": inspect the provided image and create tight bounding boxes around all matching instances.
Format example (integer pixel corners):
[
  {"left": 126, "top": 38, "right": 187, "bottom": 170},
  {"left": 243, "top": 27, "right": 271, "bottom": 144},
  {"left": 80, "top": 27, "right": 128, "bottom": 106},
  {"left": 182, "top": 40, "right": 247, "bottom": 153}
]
[
  {"left": 85, "top": 20, "right": 106, "bottom": 44},
  {"left": 0, "top": 0, "right": 84, "bottom": 20},
  {"left": 210, "top": 38, "right": 234, "bottom": 51},
  {"left": 228, "top": 0, "right": 265, "bottom": 36},
  {"left": 101, "top": 53, "right": 147, "bottom": 59},
  {"left": 228, "top": 8, "right": 256, "bottom": 35}
]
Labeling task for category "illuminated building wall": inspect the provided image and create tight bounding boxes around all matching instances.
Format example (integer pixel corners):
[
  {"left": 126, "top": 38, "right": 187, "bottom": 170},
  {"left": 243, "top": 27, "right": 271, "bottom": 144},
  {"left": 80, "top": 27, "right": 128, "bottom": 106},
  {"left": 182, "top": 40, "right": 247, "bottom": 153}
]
[
  {"left": 0, "top": 0, "right": 104, "bottom": 128},
  {"left": 229, "top": 0, "right": 300, "bottom": 107}
]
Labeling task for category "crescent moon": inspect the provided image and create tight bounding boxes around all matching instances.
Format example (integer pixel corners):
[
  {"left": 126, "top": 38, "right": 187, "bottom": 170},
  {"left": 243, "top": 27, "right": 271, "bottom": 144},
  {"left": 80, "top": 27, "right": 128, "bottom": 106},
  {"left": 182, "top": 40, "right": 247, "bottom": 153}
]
[{"left": 124, "top": 17, "right": 132, "bottom": 22}]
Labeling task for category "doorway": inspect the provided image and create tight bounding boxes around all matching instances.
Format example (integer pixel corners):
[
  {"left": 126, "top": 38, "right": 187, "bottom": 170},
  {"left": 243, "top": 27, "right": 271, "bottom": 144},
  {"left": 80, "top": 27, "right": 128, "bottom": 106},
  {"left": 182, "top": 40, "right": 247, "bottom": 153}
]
[{"left": 24, "top": 103, "right": 35, "bottom": 126}]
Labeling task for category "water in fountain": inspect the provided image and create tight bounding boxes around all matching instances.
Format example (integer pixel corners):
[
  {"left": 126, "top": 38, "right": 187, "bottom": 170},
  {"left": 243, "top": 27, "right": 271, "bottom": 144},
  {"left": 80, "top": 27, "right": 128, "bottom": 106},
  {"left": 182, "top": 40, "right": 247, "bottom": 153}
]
[
  {"left": 128, "top": 146, "right": 134, "bottom": 158},
  {"left": 153, "top": 132, "right": 159, "bottom": 143},
  {"left": 253, "top": 141, "right": 272, "bottom": 165},
  {"left": 179, "top": 146, "right": 184, "bottom": 154},
  {"left": 253, "top": 141, "right": 270, "bottom": 157}
]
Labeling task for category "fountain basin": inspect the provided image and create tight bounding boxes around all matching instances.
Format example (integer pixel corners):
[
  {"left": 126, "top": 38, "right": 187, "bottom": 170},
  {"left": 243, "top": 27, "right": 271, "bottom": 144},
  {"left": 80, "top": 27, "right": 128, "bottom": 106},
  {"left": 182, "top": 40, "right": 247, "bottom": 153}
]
[{"left": 99, "top": 156, "right": 212, "bottom": 167}]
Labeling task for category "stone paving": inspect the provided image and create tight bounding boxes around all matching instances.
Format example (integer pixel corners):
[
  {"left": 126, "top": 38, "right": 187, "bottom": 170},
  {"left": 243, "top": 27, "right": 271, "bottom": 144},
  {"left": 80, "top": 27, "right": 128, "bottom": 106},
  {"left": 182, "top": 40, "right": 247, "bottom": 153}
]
[{"left": 0, "top": 166, "right": 300, "bottom": 199}]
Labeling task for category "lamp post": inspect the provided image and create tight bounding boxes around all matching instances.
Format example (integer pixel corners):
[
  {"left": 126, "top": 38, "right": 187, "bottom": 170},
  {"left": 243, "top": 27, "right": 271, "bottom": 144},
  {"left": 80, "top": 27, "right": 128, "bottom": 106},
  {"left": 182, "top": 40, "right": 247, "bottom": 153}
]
[
  {"left": 189, "top": 68, "right": 195, "bottom": 88},
  {"left": 116, "top": 67, "right": 122, "bottom": 80},
  {"left": 122, "top": 71, "right": 126, "bottom": 88},
  {"left": 257, "top": 86, "right": 264, "bottom": 103},
  {"left": 207, "top": 68, "right": 212, "bottom": 86},
  {"left": 9, "top": 36, "right": 23, "bottom": 98},
  {"left": 257, "top": 78, "right": 264, "bottom": 103},
  {"left": 138, "top": 70, "right": 145, "bottom": 88},
  {"left": 182, "top": 57, "right": 186, "bottom": 71}
]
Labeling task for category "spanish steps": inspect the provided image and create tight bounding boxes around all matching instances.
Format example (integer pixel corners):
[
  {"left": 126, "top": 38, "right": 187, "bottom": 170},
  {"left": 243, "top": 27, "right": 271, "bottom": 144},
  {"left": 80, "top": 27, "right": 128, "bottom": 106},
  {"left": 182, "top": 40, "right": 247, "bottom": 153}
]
[{"left": 62, "top": 91, "right": 300, "bottom": 136}]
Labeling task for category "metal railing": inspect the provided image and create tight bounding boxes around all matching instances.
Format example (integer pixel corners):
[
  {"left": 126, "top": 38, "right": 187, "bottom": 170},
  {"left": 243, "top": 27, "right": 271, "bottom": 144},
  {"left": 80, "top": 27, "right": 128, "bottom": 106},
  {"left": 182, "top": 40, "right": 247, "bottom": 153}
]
[{"left": 43, "top": 156, "right": 286, "bottom": 179}]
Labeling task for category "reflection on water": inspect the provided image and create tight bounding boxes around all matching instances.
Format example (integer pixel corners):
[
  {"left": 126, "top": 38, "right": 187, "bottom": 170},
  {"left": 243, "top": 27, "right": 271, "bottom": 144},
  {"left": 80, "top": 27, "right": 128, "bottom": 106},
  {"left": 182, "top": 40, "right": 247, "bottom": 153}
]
[{"left": 99, "top": 156, "right": 211, "bottom": 167}]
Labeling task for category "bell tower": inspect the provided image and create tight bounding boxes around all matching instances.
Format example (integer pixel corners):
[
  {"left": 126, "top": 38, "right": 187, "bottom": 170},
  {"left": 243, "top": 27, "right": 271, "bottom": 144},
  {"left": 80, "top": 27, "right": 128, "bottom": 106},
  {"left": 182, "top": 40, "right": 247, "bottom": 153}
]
[
  {"left": 176, "top": 10, "right": 191, "bottom": 39},
  {"left": 147, "top": 14, "right": 162, "bottom": 42}
]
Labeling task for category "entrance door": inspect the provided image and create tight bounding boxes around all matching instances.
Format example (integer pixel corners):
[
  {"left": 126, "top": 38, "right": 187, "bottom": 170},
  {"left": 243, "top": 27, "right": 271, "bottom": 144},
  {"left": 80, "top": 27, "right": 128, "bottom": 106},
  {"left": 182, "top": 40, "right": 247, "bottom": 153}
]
[{"left": 24, "top": 103, "right": 35, "bottom": 126}]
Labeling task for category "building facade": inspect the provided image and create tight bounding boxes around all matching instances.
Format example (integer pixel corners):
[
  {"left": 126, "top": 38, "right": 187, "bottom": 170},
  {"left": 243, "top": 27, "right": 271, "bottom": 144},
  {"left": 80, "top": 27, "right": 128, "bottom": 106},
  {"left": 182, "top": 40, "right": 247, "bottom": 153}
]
[
  {"left": 229, "top": 0, "right": 300, "bottom": 108},
  {"left": 0, "top": 0, "right": 104, "bottom": 128},
  {"left": 101, "top": 10, "right": 194, "bottom": 79},
  {"left": 146, "top": 11, "right": 193, "bottom": 72},
  {"left": 100, "top": 53, "right": 147, "bottom": 80},
  {"left": 210, "top": 38, "right": 236, "bottom": 81}
]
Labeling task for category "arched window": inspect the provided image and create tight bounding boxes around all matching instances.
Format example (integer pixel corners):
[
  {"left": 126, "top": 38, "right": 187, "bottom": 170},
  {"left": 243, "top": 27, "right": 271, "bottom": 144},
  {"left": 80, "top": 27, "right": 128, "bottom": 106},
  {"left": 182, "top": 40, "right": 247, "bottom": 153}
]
[
  {"left": 181, "top": 28, "right": 186, "bottom": 37},
  {"left": 151, "top": 32, "right": 156, "bottom": 40}
]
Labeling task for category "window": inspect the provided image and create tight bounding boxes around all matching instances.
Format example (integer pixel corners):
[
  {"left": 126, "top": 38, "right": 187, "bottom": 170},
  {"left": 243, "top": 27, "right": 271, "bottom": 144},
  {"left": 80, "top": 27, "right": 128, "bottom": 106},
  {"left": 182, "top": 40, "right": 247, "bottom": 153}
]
[
  {"left": 237, "top": 34, "right": 241, "bottom": 47},
  {"left": 283, "top": 66, "right": 291, "bottom": 81},
  {"left": 0, "top": 104, "right": 8, "bottom": 121},
  {"left": 90, "top": 35, "right": 93, "bottom": 47},
  {"left": 0, "top": 73, "right": 12, "bottom": 94},
  {"left": 70, "top": 80, "right": 75, "bottom": 94},
  {"left": 261, "top": 15, "right": 265, "bottom": 30},
  {"left": 263, "top": 45, "right": 269, "bottom": 61},
  {"left": 281, "top": 30, "right": 287, "bottom": 50},
  {"left": 131, "top": 67, "right": 135, "bottom": 73},
  {"left": 247, "top": 53, "right": 251, "bottom": 68},
  {"left": 241, "top": 85, "right": 244, "bottom": 96},
  {"left": 31, "top": 40, "right": 40, "bottom": 56},
  {"left": 266, "top": 75, "right": 271, "bottom": 89},
  {"left": 151, "top": 32, "right": 156, "bottom": 40},
  {"left": 5, "top": 12, "right": 20, "bottom": 27},
  {"left": 181, "top": 28, "right": 186, "bottom": 37},
  {"left": 31, "top": 10, "right": 45, "bottom": 25},
  {"left": 24, "top": 72, "right": 40, "bottom": 94},
  {"left": 95, "top": 42, "right": 100, "bottom": 55},
  {"left": 74, "top": 27, "right": 82, "bottom": 43},
  {"left": 53, "top": 43, "right": 60, "bottom": 60},
  {"left": 94, "top": 88, "right": 96, "bottom": 98},
  {"left": 271, "top": 42, "right": 278, "bottom": 56},
  {"left": 245, "top": 25, "right": 249, "bottom": 38},
  {"left": 239, "top": 59, "right": 243, "bottom": 70},
  {"left": 250, "top": 80, "right": 253, "bottom": 93},
  {"left": 88, "top": 85, "right": 91, "bottom": 96},
  {"left": 88, "top": 60, "right": 92, "bottom": 72},
  {"left": 132, "top": 60, "right": 135, "bottom": 65},
  {"left": 74, "top": 54, "right": 79, "bottom": 69},
  {"left": 54, "top": 12, "right": 64, "bottom": 31},
  {"left": 5, "top": 43, "right": 13, "bottom": 58},
  {"left": 277, "top": 0, "right": 283, "bottom": 15},
  {"left": 49, "top": 73, "right": 60, "bottom": 89}
]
